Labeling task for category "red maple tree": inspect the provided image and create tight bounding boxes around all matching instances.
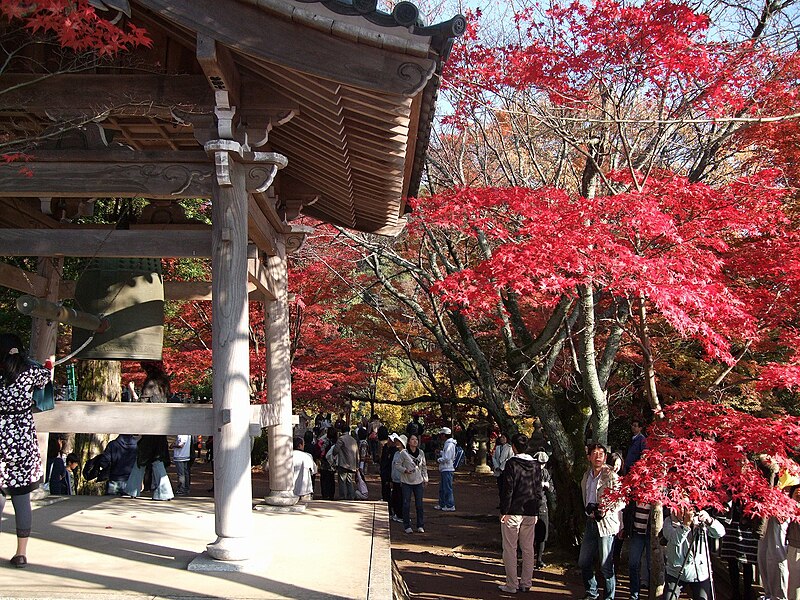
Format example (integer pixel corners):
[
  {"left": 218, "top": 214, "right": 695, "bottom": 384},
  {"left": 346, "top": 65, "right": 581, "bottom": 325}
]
[
  {"left": 614, "top": 401, "right": 800, "bottom": 520},
  {"left": 0, "top": 0, "right": 150, "bottom": 55}
]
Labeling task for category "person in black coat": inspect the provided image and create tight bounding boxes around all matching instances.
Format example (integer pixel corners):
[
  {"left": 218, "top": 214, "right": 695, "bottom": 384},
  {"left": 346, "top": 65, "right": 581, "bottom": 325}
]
[
  {"left": 498, "top": 433, "right": 542, "bottom": 594},
  {"left": 96, "top": 434, "right": 138, "bottom": 495}
]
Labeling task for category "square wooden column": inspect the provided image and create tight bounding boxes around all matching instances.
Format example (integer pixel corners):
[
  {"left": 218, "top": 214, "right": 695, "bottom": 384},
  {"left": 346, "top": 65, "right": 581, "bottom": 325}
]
[
  {"left": 206, "top": 142, "right": 254, "bottom": 561},
  {"left": 263, "top": 239, "right": 296, "bottom": 506}
]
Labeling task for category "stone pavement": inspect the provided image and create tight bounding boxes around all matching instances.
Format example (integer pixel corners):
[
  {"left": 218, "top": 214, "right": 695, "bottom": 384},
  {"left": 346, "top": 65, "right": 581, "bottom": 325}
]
[{"left": 0, "top": 494, "right": 391, "bottom": 600}]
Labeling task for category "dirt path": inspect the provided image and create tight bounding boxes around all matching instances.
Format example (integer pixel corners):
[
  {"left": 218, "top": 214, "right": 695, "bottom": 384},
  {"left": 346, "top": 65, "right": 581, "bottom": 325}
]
[{"left": 378, "top": 468, "right": 586, "bottom": 599}]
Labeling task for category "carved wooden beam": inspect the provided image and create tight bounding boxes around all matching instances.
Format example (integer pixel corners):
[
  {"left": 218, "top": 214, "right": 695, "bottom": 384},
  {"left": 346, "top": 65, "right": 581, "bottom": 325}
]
[
  {"left": 197, "top": 34, "right": 241, "bottom": 108},
  {"left": 0, "top": 230, "right": 211, "bottom": 258},
  {"left": 0, "top": 150, "right": 214, "bottom": 199},
  {"left": 0, "top": 74, "right": 298, "bottom": 120},
  {"left": 0, "top": 149, "right": 290, "bottom": 199},
  {"left": 138, "top": 0, "right": 437, "bottom": 96}
]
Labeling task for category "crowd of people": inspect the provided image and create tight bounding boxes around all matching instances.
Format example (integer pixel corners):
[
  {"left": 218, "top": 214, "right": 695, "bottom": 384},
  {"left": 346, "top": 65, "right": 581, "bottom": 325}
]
[{"left": 3, "top": 330, "right": 800, "bottom": 600}]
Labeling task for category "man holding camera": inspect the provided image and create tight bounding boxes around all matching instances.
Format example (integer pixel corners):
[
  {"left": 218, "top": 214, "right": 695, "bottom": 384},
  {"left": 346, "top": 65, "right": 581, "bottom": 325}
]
[
  {"left": 662, "top": 506, "right": 725, "bottom": 600},
  {"left": 578, "top": 442, "right": 625, "bottom": 600}
]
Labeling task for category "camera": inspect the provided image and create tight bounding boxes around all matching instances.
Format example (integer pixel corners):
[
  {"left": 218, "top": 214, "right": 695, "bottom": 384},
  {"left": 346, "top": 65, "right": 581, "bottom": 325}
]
[{"left": 585, "top": 503, "right": 603, "bottom": 520}]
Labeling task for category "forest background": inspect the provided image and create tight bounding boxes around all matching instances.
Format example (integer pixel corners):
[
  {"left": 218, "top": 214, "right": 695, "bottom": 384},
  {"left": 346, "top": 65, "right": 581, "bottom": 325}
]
[{"left": 3, "top": 0, "right": 800, "bottom": 546}]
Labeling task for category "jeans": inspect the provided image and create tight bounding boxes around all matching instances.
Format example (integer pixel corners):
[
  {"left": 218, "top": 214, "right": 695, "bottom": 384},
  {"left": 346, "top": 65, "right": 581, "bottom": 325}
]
[
  {"left": 662, "top": 573, "right": 712, "bottom": 600},
  {"left": 629, "top": 531, "right": 651, "bottom": 600},
  {"left": 439, "top": 470, "right": 454, "bottom": 508},
  {"left": 126, "top": 461, "right": 173, "bottom": 500},
  {"left": 402, "top": 482, "right": 424, "bottom": 529},
  {"left": 578, "top": 518, "right": 616, "bottom": 600},
  {"left": 338, "top": 469, "right": 355, "bottom": 500},
  {"left": 105, "top": 479, "right": 128, "bottom": 495},
  {"left": 175, "top": 460, "right": 191, "bottom": 494}
]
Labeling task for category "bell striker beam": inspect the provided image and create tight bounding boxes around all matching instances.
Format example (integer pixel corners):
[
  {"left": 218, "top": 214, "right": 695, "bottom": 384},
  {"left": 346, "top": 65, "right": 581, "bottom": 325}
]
[
  {"left": 263, "top": 236, "right": 296, "bottom": 507},
  {"left": 206, "top": 140, "right": 254, "bottom": 561}
]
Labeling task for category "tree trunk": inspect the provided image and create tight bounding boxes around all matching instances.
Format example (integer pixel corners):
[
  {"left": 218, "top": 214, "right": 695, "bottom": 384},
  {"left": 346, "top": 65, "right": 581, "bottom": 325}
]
[
  {"left": 577, "top": 284, "right": 609, "bottom": 444},
  {"left": 74, "top": 359, "right": 121, "bottom": 495},
  {"left": 649, "top": 504, "right": 665, "bottom": 600}
]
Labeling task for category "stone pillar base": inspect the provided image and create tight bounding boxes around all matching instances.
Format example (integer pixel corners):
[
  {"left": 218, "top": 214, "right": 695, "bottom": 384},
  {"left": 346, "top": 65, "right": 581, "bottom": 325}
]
[
  {"left": 263, "top": 489, "right": 298, "bottom": 507},
  {"left": 206, "top": 535, "right": 252, "bottom": 561},
  {"left": 474, "top": 464, "right": 493, "bottom": 474}
]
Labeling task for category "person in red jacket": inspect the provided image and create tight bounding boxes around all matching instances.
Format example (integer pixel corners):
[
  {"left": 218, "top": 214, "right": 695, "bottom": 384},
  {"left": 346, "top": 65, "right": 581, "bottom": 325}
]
[{"left": 498, "top": 433, "right": 543, "bottom": 594}]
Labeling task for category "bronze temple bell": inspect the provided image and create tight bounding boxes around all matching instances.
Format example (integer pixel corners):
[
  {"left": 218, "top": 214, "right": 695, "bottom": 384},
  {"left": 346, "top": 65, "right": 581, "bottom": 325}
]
[{"left": 71, "top": 258, "right": 165, "bottom": 360}]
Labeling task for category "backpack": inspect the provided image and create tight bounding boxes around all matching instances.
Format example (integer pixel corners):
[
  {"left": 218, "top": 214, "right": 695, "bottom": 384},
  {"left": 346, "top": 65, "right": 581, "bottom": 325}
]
[{"left": 453, "top": 444, "right": 466, "bottom": 470}]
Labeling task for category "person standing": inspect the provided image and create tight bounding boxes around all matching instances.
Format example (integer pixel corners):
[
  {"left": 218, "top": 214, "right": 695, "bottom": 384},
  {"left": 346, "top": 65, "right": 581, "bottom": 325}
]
[
  {"left": 627, "top": 502, "right": 652, "bottom": 600},
  {"left": 399, "top": 434, "right": 427, "bottom": 534},
  {"left": 171, "top": 434, "right": 192, "bottom": 496},
  {"left": 318, "top": 427, "right": 337, "bottom": 500},
  {"left": 380, "top": 430, "right": 398, "bottom": 519},
  {"left": 533, "top": 450, "right": 552, "bottom": 569},
  {"left": 662, "top": 506, "right": 725, "bottom": 600},
  {"left": 95, "top": 434, "right": 138, "bottom": 496},
  {"left": 49, "top": 452, "right": 79, "bottom": 495},
  {"left": 125, "top": 434, "right": 174, "bottom": 500},
  {"left": 578, "top": 442, "right": 624, "bottom": 600},
  {"left": 498, "top": 433, "right": 542, "bottom": 594},
  {"left": 0, "top": 333, "right": 52, "bottom": 568},
  {"left": 787, "top": 485, "right": 800, "bottom": 600},
  {"left": 492, "top": 434, "right": 514, "bottom": 508},
  {"left": 624, "top": 420, "right": 646, "bottom": 473},
  {"left": 390, "top": 434, "right": 407, "bottom": 522},
  {"left": 291, "top": 436, "right": 317, "bottom": 501},
  {"left": 333, "top": 427, "right": 358, "bottom": 500},
  {"left": 435, "top": 427, "right": 457, "bottom": 512}
]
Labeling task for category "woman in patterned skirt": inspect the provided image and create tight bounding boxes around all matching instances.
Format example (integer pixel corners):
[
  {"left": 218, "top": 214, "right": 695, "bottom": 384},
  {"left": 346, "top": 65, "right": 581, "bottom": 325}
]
[{"left": 0, "top": 333, "right": 51, "bottom": 568}]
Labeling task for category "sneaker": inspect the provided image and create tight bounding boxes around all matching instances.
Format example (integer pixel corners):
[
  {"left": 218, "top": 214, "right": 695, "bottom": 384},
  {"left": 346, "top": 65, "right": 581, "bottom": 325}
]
[
  {"left": 518, "top": 586, "right": 531, "bottom": 593},
  {"left": 391, "top": 515, "right": 403, "bottom": 522},
  {"left": 404, "top": 527, "right": 413, "bottom": 534},
  {"left": 417, "top": 527, "right": 425, "bottom": 533},
  {"left": 579, "top": 595, "right": 599, "bottom": 600},
  {"left": 498, "top": 585, "right": 517, "bottom": 594},
  {"left": 443, "top": 506, "right": 456, "bottom": 512},
  {"left": 433, "top": 505, "right": 442, "bottom": 510}
]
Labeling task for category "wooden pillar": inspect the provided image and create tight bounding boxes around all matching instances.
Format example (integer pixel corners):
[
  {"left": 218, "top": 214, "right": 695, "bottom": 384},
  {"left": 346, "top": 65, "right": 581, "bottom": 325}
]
[
  {"left": 263, "top": 240, "right": 296, "bottom": 506},
  {"left": 28, "top": 257, "right": 62, "bottom": 480},
  {"left": 206, "top": 142, "right": 254, "bottom": 561}
]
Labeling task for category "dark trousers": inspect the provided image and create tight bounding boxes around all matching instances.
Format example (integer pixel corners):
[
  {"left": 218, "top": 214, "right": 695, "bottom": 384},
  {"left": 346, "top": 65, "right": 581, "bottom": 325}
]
[
  {"left": 662, "top": 573, "right": 712, "bottom": 600},
  {"left": 320, "top": 469, "right": 336, "bottom": 499},
  {"left": 391, "top": 481, "right": 403, "bottom": 518}
]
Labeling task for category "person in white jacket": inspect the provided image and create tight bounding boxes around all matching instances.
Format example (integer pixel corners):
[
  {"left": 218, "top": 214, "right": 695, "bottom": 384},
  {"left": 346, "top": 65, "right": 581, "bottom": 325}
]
[
  {"left": 435, "top": 427, "right": 457, "bottom": 511},
  {"left": 398, "top": 434, "right": 428, "bottom": 534}
]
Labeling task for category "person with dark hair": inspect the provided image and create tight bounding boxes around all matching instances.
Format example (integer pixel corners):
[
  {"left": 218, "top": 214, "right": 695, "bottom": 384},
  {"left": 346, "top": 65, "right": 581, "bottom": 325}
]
[
  {"left": 625, "top": 420, "right": 646, "bottom": 472},
  {"left": 497, "top": 433, "right": 542, "bottom": 593},
  {"left": 95, "top": 434, "right": 138, "bottom": 495},
  {"left": 380, "top": 429, "right": 397, "bottom": 519},
  {"left": 0, "top": 333, "right": 52, "bottom": 568},
  {"left": 334, "top": 425, "right": 359, "bottom": 500},
  {"left": 292, "top": 436, "right": 316, "bottom": 500},
  {"left": 578, "top": 442, "right": 625, "bottom": 600},
  {"left": 492, "top": 434, "right": 513, "bottom": 507},
  {"left": 318, "top": 427, "right": 337, "bottom": 500},
  {"left": 126, "top": 362, "right": 174, "bottom": 500},
  {"left": 49, "top": 452, "right": 79, "bottom": 495},
  {"left": 533, "top": 450, "right": 552, "bottom": 569},
  {"left": 398, "top": 433, "right": 427, "bottom": 533},
  {"left": 368, "top": 413, "right": 382, "bottom": 464}
]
